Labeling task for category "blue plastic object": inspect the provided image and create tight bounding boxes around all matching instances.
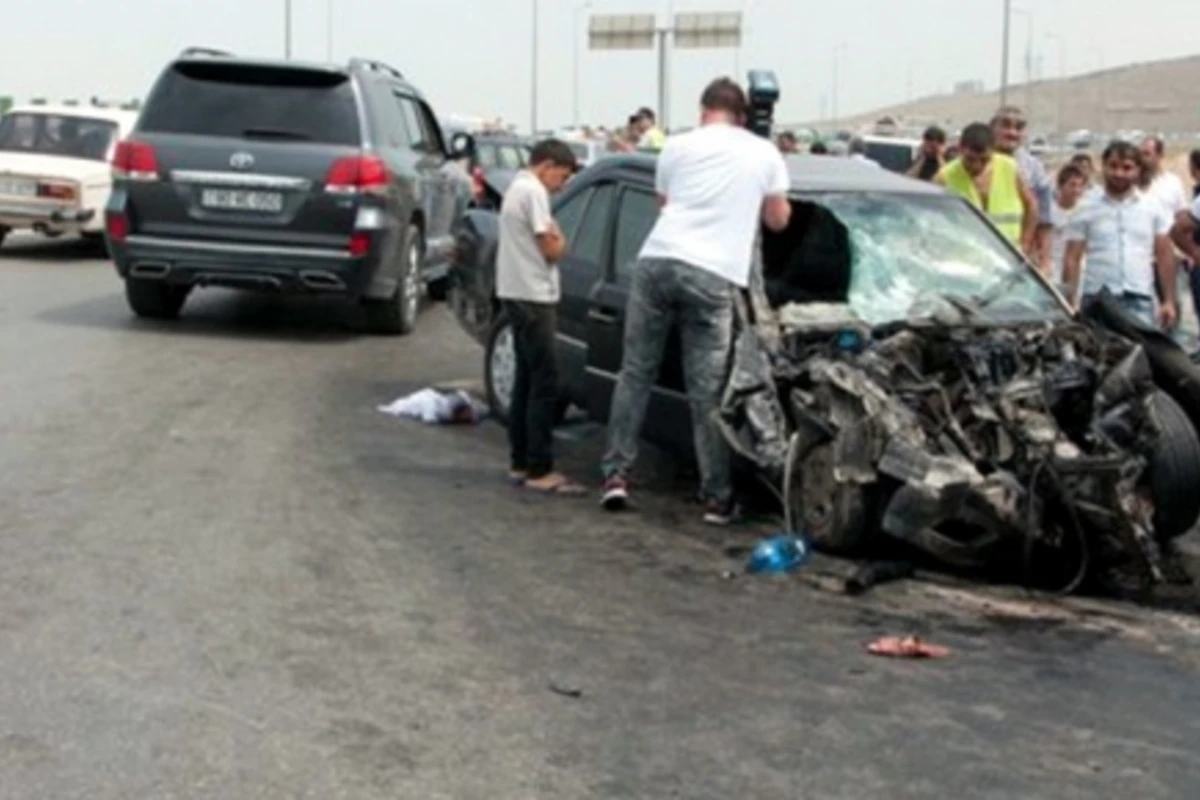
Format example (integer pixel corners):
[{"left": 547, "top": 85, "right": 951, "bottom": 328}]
[
  {"left": 835, "top": 328, "right": 865, "bottom": 353},
  {"left": 746, "top": 535, "right": 810, "bottom": 574}
]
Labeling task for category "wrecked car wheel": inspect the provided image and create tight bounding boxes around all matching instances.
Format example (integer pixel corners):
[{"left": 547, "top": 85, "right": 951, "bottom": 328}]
[
  {"left": 1149, "top": 391, "right": 1200, "bottom": 540},
  {"left": 790, "top": 442, "right": 875, "bottom": 555}
]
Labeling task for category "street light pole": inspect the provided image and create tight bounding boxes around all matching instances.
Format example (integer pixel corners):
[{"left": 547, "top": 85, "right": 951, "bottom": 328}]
[
  {"left": 284, "top": 0, "right": 292, "bottom": 59},
  {"left": 326, "top": 0, "right": 333, "bottom": 61},
  {"left": 831, "top": 43, "right": 847, "bottom": 132},
  {"left": 573, "top": 2, "right": 592, "bottom": 127},
  {"left": 1000, "top": 0, "right": 1011, "bottom": 107},
  {"left": 531, "top": 0, "right": 539, "bottom": 135}
]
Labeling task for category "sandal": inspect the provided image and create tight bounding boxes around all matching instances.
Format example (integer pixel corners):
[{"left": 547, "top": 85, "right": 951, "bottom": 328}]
[{"left": 524, "top": 473, "right": 587, "bottom": 495}]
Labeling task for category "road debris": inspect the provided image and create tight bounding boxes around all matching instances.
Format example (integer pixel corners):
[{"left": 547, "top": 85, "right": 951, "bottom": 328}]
[
  {"left": 866, "top": 635, "right": 950, "bottom": 659},
  {"left": 378, "top": 387, "right": 487, "bottom": 424}
]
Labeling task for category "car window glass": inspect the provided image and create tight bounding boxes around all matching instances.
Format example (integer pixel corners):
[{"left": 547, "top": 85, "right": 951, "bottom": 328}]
[
  {"left": 553, "top": 187, "right": 591, "bottom": 244},
  {"left": 0, "top": 113, "right": 118, "bottom": 161},
  {"left": 498, "top": 146, "right": 524, "bottom": 169},
  {"left": 138, "top": 62, "right": 360, "bottom": 145},
  {"left": 570, "top": 183, "right": 615, "bottom": 265},
  {"left": 613, "top": 189, "right": 659, "bottom": 281},
  {"left": 414, "top": 102, "right": 445, "bottom": 154},
  {"left": 476, "top": 144, "right": 498, "bottom": 168},
  {"left": 396, "top": 96, "right": 430, "bottom": 152},
  {"left": 387, "top": 92, "right": 415, "bottom": 147}
]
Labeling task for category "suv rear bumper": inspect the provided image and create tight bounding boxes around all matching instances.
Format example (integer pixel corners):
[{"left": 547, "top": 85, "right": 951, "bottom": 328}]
[{"left": 109, "top": 234, "right": 380, "bottom": 296}]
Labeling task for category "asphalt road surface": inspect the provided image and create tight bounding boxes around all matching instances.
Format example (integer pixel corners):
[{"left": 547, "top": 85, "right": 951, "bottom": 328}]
[{"left": 3, "top": 236, "right": 1200, "bottom": 799}]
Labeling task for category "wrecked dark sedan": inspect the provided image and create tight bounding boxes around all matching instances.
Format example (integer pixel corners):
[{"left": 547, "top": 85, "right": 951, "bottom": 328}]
[{"left": 450, "top": 153, "right": 1200, "bottom": 593}]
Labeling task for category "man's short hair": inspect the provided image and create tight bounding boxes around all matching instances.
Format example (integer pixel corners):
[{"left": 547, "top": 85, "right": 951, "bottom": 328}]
[
  {"left": 1143, "top": 135, "right": 1165, "bottom": 156},
  {"left": 810, "top": 141, "right": 828, "bottom": 154},
  {"left": 960, "top": 122, "right": 994, "bottom": 152},
  {"left": 636, "top": 107, "right": 656, "bottom": 123},
  {"left": 529, "top": 138, "right": 578, "bottom": 170},
  {"left": 699, "top": 77, "right": 748, "bottom": 120},
  {"left": 1102, "top": 139, "right": 1140, "bottom": 164},
  {"left": 778, "top": 130, "right": 797, "bottom": 143},
  {"left": 923, "top": 125, "right": 946, "bottom": 144},
  {"left": 1070, "top": 152, "right": 1093, "bottom": 167},
  {"left": 991, "top": 105, "right": 1024, "bottom": 125},
  {"left": 1190, "top": 148, "right": 1200, "bottom": 174},
  {"left": 1057, "top": 164, "right": 1085, "bottom": 186}
]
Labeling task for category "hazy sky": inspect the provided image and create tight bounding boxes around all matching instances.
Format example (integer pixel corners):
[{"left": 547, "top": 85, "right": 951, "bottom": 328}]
[{"left": 2, "top": 0, "right": 1195, "bottom": 129}]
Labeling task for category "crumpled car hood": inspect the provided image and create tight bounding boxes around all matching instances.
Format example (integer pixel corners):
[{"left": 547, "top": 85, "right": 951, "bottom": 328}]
[{"left": 720, "top": 297, "right": 1181, "bottom": 594}]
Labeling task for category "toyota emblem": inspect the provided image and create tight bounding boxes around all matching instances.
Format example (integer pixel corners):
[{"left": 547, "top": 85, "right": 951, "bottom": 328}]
[{"left": 229, "top": 152, "right": 254, "bottom": 170}]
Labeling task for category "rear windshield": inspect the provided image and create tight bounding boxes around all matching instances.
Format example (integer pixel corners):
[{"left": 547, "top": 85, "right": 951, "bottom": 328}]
[
  {"left": 0, "top": 113, "right": 118, "bottom": 161},
  {"left": 138, "top": 62, "right": 360, "bottom": 145}
]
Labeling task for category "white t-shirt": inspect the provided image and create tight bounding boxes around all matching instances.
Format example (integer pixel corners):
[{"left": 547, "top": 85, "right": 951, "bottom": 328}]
[
  {"left": 1145, "top": 171, "right": 1188, "bottom": 217},
  {"left": 1049, "top": 199, "right": 1083, "bottom": 285},
  {"left": 638, "top": 123, "right": 790, "bottom": 287}
]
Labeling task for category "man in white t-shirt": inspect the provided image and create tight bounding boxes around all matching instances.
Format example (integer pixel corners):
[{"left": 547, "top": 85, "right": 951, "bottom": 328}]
[
  {"left": 599, "top": 77, "right": 792, "bottom": 524},
  {"left": 1140, "top": 136, "right": 1188, "bottom": 217},
  {"left": 1049, "top": 162, "right": 1088, "bottom": 294}
]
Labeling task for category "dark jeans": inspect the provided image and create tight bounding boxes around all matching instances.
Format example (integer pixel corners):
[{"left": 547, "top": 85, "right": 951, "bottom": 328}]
[
  {"left": 505, "top": 300, "right": 558, "bottom": 478},
  {"left": 601, "top": 258, "right": 734, "bottom": 503}
]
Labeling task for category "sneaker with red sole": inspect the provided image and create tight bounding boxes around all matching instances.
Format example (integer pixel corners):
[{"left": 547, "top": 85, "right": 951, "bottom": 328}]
[{"left": 600, "top": 476, "right": 630, "bottom": 511}]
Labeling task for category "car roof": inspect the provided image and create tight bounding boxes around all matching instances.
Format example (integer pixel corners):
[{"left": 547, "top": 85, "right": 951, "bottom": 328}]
[
  {"left": 6, "top": 105, "right": 138, "bottom": 124},
  {"left": 586, "top": 152, "right": 944, "bottom": 195},
  {"left": 171, "top": 55, "right": 425, "bottom": 99}
]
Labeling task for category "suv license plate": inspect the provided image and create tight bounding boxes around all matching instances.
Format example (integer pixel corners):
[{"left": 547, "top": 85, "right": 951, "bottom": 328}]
[
  {"left": 200, "top": 188, "right": 284, "bottom": 212},
  {"left": 0, "top": 178, "right": 36, "bottom": 198}
]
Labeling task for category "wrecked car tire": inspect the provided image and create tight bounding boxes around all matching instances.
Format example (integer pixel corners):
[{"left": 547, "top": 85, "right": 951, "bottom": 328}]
[
  {"left": 790, "top": 441, "right": 876, "bottom": 556},
  {"left": 1149, "top": 390, "right": 1200, "bottom": 540}
]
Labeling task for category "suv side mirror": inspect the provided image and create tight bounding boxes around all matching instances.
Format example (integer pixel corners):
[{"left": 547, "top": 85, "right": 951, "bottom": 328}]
[{"left": 448, "top": 132, "right": 474, "bottom": 160}]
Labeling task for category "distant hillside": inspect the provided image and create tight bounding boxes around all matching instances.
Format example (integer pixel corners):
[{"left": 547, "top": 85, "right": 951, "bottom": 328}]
[{"left": 799, "top": 54, "right": 1200, "bottom": 139}]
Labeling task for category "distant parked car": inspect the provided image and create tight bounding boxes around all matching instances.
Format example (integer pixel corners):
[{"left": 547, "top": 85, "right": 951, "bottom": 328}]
[
  {"left": 105, "top": 47, "right": 473, "bottom": 334},
  {"left": 449, "top": 131, "right": 530, "bottom": 209},
  {"left": 0, "top": 103, "right": 138, "bottom": 248}
]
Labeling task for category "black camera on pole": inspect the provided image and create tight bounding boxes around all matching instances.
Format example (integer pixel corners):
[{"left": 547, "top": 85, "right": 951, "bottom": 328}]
[{"left": 745, "top": 69, "right": 779, "bottom": 139}]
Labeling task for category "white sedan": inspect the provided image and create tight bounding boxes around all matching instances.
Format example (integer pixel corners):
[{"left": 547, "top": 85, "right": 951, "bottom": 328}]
[{"left": 0, "top": 104, "right": 138, "bottom": 247}]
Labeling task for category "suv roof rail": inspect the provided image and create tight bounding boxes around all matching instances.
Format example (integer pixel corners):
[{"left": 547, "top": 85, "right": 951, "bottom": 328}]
[
  {"left": 347, "top": 58, "right": 404, "bottom": 81},
  {"left": 179, "top": 46, "right": 232, "bottom": 58}
]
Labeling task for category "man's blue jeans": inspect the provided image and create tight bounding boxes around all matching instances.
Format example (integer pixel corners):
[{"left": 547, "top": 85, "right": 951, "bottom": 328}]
[{"left": 601, "top": 258, "right": 735, "bottom": 503}]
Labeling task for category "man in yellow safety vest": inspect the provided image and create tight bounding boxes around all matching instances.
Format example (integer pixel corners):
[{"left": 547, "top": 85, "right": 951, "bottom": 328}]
[{"left": 936, "top": 122, "right": 1039, "bottom": 261}]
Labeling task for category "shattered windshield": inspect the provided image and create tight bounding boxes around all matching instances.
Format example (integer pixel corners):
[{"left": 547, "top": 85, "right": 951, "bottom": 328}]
[{"left": 810, "top": 192, "right": 1065, "bottom": 326}]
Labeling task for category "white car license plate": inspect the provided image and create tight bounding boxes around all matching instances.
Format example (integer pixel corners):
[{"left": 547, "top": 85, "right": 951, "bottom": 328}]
[
  {"left": 0, "top": 178, "right": 36, "bottom": 198},
  {"left": 200, "top": 188, "right": 284, "bottom": 213}
]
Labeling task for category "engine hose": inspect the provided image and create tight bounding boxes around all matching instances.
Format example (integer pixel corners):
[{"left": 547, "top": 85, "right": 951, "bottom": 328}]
[{"left": 1022, "top": 460, "right": 1090, "bottom": 595}]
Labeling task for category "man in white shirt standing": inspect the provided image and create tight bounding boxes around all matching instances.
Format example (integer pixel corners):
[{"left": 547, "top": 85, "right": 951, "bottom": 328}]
[
  {"left": 1063, "top": 140, "right": 1178, "bottom": 329},
  {"left": 1049, "top": 163, "right": 1088, "bottom": 295},
  {"left": 1140, "top": 136, "right": 1188, "bottom": 217},
  {"left": 599, "top": 78, "right": 792, "bottom": 524}
]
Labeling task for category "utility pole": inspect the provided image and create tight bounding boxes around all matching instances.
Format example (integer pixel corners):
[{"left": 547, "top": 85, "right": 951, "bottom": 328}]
[
  {"left": 284, "top": 0, "right": 292, "bottom": 59},
  {"left": 1000, "top": 0, "right": 1011, "bottom": 107},
  {"left": 326, "top": 0, "right": 333, "bottom": 61},
  {"left": 530, "top": 0, "right": 539, "bottom": 134}
]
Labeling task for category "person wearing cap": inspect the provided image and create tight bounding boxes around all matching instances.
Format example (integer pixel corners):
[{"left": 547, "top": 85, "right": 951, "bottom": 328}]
[
  {"left": 936, "top": 122, "right": 1039, "bottom": 256},
  {"left": 906, "top": 125, "right": 947, "bottom": 181},
  {"left": 992, "top": 106, "right": 1053, "bottom": 272}
]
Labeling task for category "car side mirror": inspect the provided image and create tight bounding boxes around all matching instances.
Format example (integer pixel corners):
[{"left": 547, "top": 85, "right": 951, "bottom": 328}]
[{"left": 448, "top": 132, "right": 474, "bottom": 160}]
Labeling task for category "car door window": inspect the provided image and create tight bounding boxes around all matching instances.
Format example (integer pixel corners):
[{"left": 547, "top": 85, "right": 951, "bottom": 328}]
[
  {"left": 570, "top": 183, "right": 615, "bottom": 265},
  {"left": 414, "top": 101, "right": 445, "bottom": 155},
  {"left": 396, "top": 96, "right": 432, "bottom": 153},
  {"left": 498, "top": 146, "right": 524, "bottom": 169},
  {"left": 553, "top": 187, "right": 592, "bottom": 244},
  {"left": 387, "top": 91, "right": 415, "bottom": 148},
  {"left": 476, "top": 144, "right": 498, "bottom": 168},
  {"left": 613, "top": 188, "right": 659, "bottom": 282}
]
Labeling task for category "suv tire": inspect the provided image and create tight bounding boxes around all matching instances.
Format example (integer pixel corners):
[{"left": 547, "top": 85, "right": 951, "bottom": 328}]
[
  {"left": 364, "top": 224, "right": 422, "bottom": 335},
  {"left": 125, "top": 278, "right": 190, "bottom": 320}
]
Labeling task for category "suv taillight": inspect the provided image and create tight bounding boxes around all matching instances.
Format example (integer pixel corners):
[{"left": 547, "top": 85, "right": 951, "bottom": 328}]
[
  {"left": 325, "top": 155, "right": 389, "bottom": 196},
  {"left": 471, "top": 166, "right": 486, "bottom": 199},
  {"left": 111, "top": 140, "right": 159, "bottom": 181}
]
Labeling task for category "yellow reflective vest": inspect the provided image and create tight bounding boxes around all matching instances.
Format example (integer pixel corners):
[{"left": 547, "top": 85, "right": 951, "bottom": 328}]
[{"left": 939, "top": 154, "right": 1024, "bottom": 243}]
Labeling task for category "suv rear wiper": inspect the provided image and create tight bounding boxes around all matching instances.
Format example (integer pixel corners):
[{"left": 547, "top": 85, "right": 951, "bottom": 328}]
[{"left": 241, "top": 127, "right": 311, "bottom": 141}]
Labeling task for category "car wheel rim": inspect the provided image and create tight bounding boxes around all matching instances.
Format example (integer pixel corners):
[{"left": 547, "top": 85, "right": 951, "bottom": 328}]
[
  {"left": 404, "top": 243, "right": 421, "bottom": 320},
  {"left": 490, "top": 324, "right": 516, "bottom": 415}
]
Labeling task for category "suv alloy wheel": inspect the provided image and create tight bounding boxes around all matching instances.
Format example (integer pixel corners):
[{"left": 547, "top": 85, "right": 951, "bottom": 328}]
[{"left": 363, "top": 224, "right": 422, "bottom": 335}]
